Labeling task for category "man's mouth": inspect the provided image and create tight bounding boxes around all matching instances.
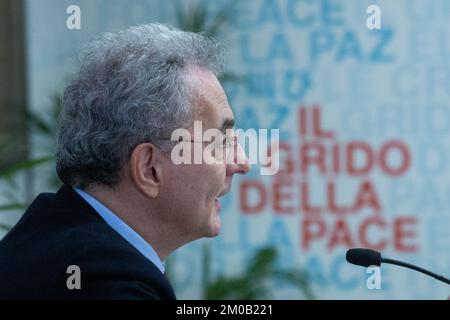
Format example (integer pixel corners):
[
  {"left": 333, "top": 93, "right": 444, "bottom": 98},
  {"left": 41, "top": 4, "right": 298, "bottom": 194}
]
[
  {"left": 215, "top": 189, "right": 229, "bottom": 211},
  {"left": 215, "top": 198, "right": 221, "bottom": 210}
]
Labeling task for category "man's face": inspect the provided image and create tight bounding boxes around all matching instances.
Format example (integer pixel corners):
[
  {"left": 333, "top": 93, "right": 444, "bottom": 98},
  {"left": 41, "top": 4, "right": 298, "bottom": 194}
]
[{"left": 159, "top": 66, "right": 250, "bottom": 240}]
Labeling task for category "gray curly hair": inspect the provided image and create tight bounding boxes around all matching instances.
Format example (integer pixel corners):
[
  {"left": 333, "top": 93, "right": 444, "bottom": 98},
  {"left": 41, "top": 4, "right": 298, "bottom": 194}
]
[{"left": 56, "top": 23, "right": 225, "bottom": 188}]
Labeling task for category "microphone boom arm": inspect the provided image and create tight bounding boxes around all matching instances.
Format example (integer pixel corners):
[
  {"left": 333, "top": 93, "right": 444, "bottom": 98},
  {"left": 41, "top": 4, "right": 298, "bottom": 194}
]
[{"left": 382, "top": 258, "right": 450, "bottom": 285}]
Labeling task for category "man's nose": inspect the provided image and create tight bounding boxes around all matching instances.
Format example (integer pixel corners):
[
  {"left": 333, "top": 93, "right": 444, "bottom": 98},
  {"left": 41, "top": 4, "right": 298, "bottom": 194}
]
[{"left": 226, "top": 142, "right": 250, "bottom": 175}]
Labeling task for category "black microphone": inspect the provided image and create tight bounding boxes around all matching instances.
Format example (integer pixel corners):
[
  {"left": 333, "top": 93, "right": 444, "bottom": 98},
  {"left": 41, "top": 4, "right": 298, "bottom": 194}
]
[{"left": 346, "top": 248, "right": 450, "bottom": 285}]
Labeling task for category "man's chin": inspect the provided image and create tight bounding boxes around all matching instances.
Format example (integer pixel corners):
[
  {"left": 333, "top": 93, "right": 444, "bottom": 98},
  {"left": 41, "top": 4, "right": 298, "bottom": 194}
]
[
  {"left": 205, "top": 218, "right": 221, "bottom": 238},
  {"left": 207, "top": 227, "right": 221, "bottom": 238}
]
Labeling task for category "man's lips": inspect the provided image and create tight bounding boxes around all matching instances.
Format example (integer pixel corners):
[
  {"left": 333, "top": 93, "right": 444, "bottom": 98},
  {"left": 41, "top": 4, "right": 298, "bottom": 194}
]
[
  {"left": 215, "top": 198, "right": 221, "bottom": 210},
  {"left": 217, "top": 184, "right": 231, "bottom": 198},
  {"left": 215, "top": 183, "right": 231, "bottom": 211},
  {"left": 215, "top": 188, "right": 229, "bottom": 211}
]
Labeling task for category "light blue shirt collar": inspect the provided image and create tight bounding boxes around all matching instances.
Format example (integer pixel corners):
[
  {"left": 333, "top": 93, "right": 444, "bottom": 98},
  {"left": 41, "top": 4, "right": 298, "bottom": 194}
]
[{"left": 74, "top": 188, "right": 165, "bottom": 274}]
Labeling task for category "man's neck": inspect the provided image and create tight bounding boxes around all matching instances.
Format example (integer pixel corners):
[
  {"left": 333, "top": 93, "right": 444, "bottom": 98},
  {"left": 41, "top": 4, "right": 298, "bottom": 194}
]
[{"left": 83, "top": 184, "right": 182, "bottom": 261}]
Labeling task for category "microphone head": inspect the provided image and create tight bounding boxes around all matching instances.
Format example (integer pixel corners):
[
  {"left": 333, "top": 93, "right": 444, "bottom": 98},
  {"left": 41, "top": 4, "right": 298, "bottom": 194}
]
[{"left": 346, "top": 248, "right": 382, "bottom": 267}]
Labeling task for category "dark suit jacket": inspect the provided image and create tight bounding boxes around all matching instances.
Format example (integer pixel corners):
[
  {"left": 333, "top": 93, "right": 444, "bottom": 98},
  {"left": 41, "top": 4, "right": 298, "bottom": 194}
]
[{"left": 0, "top": 184, "right": 176, "bottom": 300}]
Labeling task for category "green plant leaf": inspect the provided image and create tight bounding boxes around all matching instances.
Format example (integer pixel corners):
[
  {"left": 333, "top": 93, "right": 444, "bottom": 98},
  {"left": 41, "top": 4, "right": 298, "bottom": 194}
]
[
  {"left": 3, "top": 174, "right": 20, "bottom": 190},
  {"left": 0, "top": 156, "right": 53, "bottom": 179},
  {"left": 202, "top": 246, "right": 316, "bottom": 300},
  {"left": 3, "top": 188, "right": 21, "bottom": 203},
  {"left": 0, "top": 222, "right": 12, "bottom": 231},
  {"left": 205, "top": 0, "right": 238, "bottom": 36},
  {"left": 0, "top": 203, "right": 27, "bottom": 211},
  {"left": 206, "top": 276, "right": 260, "bottom": 300},
  {"left": 201, "top": 241, "right": 211, "bottom": 297},
  {"left": 172, "top": 0, "right": 237, "bottom": 36},
  {"left": 24, "top": 108, "right": 53, "bottom": 136},
  {"left": 272, "top": 269, "right": 316, "bottom": 300},
  {"left": 204, "top": 247, "right": 279, "bottom": 300},
  {"left": 205, "top": 276, "right": 232, "bottom": 299},
  {"left": 190, "top": 2, "right": 209, "bottom": 33},
  {"left": 173, "top": 0, "right": 187, "bottom": 31},
  {"left": 246, "top": 247, "right": 277, "bottom": 280},
  {"left": 173, "top": 0, "right": 203, "bottom": 33}
]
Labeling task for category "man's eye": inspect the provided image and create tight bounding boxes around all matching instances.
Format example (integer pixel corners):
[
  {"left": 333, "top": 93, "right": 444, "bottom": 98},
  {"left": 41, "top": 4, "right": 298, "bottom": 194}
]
[{"left": 223, "top": 135, "right": 236, "bottom": 148}]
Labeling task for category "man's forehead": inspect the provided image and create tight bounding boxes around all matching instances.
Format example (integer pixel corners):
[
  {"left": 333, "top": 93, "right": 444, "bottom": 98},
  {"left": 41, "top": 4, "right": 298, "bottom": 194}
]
[
  {"left": 187, "top": 66, "right": 234, "bottom": 127},
  {"left": 188, "top": 66, "right": 224, "bottom": 102},
  {"left": 195, "top": 89, "right": 231, "bottom": 117}
]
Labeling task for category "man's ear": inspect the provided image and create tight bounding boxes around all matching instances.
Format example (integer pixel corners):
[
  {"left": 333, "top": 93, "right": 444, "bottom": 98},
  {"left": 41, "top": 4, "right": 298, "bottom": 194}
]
[{"left": 129, "top": 143, "right": 163, "bottom": 198}]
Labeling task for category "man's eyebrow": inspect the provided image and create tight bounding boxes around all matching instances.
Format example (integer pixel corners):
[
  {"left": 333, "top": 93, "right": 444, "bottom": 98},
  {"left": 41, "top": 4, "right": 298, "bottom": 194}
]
[{"left": 219, "top": 118, "right": 235, "bottom": 133}]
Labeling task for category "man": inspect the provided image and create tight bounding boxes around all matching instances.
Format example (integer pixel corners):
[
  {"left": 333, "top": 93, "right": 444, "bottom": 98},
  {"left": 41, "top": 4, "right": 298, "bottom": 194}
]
[{"left": 0, "top": 24, "right": 249, "bottom": 299}]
